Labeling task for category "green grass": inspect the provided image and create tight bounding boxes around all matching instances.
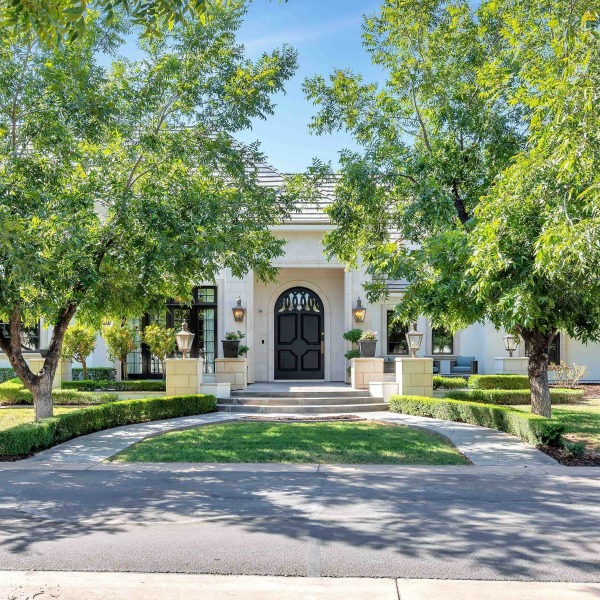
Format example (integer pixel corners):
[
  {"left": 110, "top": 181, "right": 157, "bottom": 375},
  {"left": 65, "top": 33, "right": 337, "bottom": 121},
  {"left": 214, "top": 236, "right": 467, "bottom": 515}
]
[
  {"left": 110, "top": 420, "right": 470, "bottom": 465},
  {"left": 511, "top": 400, "right": 600, "bottom": 450},
  {"left": 0, "top": 407, "right": 84, "bottom": 431}
]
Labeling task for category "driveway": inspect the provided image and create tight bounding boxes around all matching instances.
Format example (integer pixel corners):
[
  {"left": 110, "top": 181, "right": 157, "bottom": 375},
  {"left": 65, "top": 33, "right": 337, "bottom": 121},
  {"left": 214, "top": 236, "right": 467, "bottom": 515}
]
[{"left": 0, "top": 462, "right": 599, "bottom": 581}]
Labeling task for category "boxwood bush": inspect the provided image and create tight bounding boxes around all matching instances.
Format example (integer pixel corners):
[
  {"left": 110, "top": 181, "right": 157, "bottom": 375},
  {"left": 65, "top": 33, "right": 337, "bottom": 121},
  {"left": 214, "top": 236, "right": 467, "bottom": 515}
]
[
  {"left": 62, "top": 380, "right": 166, "bottom": 392},
  {"left": 0, "top": 368, "right": 16, "bottom": 383},
  {"left": 445, "top": 388, "right": 584, "bottom": 405},
  {"left": 468, "top": 375, "right": 530, "bottom": 390},
  {"left": 388, "top": 395, "right": 564, "bottom": 446},
  {"left": 0, "top": 378, "right": 117, "bottom": 405},
  {"left": 72, "top": 367, "right": 117, "bottom": 381},
  {"left": 0, "top": 394, "right": 217, "bottom": 458},
  {"left": 433, "top": 376, "right": 467, "bottom": 390}
]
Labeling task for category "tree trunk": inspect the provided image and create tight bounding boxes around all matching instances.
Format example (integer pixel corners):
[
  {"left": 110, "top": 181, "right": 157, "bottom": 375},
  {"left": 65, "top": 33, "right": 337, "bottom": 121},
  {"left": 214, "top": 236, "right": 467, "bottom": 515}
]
[
  {"left": 520, "top": 329, "right": 556, "bottom": 418},
  {"left": 31, "top": 376, "right": 54, "bottom": 421},
  {"left": 82, "top": 359, "right": 88, "bottom": 380},
  {"left": 121, "top": 358, "right": 128, "bottom": 380}
]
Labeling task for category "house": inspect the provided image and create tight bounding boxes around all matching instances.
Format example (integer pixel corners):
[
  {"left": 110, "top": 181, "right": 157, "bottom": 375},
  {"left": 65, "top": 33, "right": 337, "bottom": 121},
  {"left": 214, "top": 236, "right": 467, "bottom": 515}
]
[{"left": 2, "top": 159, "right": 599, "bottom": 383}]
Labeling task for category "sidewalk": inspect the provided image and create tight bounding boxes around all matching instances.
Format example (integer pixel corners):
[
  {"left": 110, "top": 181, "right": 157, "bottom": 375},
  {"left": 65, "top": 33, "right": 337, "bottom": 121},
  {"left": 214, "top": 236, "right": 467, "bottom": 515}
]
[{"left": 2, "top": 572, "right": 599, "bottom": 599}]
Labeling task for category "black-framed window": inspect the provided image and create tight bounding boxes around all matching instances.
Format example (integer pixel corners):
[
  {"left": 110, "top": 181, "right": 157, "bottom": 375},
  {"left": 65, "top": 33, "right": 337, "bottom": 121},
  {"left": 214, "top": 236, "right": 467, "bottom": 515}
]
[
  {"left": 0, "top": 322, "right": 40, "bottom": 352},
  {"left": 432, "top": 328, "right": 454, "bottom": 355},
  {"left": 525, "top": 334, "right": 561, "bottom": 365},
  {"left": 387, "top": 311, "right": 409, "bottom": 355}
]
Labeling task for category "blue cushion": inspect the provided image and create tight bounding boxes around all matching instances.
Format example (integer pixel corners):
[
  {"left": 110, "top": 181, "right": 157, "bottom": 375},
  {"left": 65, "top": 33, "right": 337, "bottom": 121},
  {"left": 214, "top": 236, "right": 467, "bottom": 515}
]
[{"left": 456, "top": 356, "right": 475, "bottom": 367}]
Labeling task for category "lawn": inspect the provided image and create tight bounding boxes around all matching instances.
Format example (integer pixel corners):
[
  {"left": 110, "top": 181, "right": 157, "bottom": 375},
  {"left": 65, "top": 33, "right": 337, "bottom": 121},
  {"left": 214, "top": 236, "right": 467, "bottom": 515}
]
[
  {"left": 0, "top": 407, "right": 84, "bottom": 431},
  {"left": 512, "top": 399, "right": 600, "bottom": 450},
  {"left": 110, "top": 420, "right": 470, "bottom": 465}
]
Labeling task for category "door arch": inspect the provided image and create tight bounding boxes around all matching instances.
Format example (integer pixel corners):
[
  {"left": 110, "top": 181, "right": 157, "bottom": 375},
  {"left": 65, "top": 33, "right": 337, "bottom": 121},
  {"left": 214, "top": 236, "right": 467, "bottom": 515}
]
[{"left": 274, "top": 287, "right": 324, "bottom": 380}]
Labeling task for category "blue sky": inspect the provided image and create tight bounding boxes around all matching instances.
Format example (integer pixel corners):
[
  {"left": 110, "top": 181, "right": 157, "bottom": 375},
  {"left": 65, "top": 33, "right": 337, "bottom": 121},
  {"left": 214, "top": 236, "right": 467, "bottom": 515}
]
[{"left": 234, "top": 0, "right": 383, "bottom": 173}]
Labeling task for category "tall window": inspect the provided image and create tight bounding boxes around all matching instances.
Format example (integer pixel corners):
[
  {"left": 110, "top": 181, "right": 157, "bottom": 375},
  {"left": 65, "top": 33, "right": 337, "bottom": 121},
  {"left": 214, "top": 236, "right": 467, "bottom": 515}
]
[
  {"left": 0, "top": 322, "right": 40, "bottom": 351},
  {"left": 525, "top": 334, "right": 561, "bottom": 365},
  {"left": 387, "top": 311, "right": 408, "bottom": 355},
  {"left": 432, "top": 328, "right": 454, "bottom": 355}
]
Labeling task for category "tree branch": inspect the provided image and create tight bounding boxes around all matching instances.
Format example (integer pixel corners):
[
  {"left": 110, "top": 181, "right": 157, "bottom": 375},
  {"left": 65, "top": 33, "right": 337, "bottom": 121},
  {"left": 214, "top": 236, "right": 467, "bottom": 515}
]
[
  {"left": 411, "top": 88, "right": 432, "bottom": 153},
  {"left": 451, "top": 179, "right": 470, "bottom": 226},
  {"left": 11, "top": 39, "right": 33, "bottom": 154}
]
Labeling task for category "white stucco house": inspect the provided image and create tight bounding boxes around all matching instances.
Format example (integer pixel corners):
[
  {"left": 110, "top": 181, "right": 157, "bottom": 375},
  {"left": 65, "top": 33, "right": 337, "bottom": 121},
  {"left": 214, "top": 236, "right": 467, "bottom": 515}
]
[{"left": 2, "top": 160, "right": 599, "bottom": 383}]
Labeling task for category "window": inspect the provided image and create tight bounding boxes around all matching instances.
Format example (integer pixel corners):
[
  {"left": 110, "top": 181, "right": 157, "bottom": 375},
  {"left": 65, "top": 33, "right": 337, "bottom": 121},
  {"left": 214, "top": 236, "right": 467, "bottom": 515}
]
[
  {"left": 525, "top": 334, "right": 560, "bottom": 365},
  {"left": 0, "top": 322, "right": 40, "bottom": 351},
  {"left": 432, "top": 328, "right": 454, "bottom": 355},
  {"left": 387, "top": 311, "right": 408, "bottom": 355}
]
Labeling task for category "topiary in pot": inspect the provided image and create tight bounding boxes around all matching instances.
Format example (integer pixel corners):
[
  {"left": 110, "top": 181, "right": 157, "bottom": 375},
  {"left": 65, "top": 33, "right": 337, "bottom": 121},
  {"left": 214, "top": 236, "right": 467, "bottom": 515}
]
[
  {"left": 222, "top": 331, "right": 245, "bottom": 358},
  {"left": 358, "top": 330, "right": 378, "bottom": 357}
]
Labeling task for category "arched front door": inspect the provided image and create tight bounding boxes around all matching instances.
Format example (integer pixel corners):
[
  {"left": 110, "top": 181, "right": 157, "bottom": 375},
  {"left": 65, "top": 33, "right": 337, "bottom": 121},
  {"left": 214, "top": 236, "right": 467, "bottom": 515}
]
[{"left": 274, "top": 287, "right": 324, "bottom": 380}]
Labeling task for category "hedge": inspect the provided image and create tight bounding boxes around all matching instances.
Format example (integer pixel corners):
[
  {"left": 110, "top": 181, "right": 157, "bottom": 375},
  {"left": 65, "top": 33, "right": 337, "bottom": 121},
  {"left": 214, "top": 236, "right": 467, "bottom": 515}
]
[
  {"left": 0, "top": 368, "right": 16, "bottom": 383},
  {"left": 388, "top": 395, "right": 564, "bottom": 446},
  {"left": 0, "top": 378, "right": 118, "bottom": 405},
  {"left": 0, "top": 394, "right": 217, "bottom": 457},
  {"left": 62, "top": 379, "right": 166, "bottom": 392},
  {"left": 72, "top": 367, "right": 117, "bottom": 381},
  {"left": 445, "top": 388, "right": 584, "bottom": 405},
  {"left": 468, "top": 375, "right": 530, "bottom": 390},
  {"left": 433, "top": 376, "right": 467, "bottom": 390}
]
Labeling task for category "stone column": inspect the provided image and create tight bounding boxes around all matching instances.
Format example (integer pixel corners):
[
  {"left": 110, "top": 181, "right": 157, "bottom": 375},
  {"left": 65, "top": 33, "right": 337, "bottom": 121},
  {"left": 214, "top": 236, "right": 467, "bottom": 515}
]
[
  {"left": 351, "top": 358, "right": 384, "bottom": 390},
  {"left": 494, "top": 357, "right": 529, "bottom": 375},
  {"left": 215, "top": 358, "right": 248, "bottom": 391},
  {"left": 165, "top": 357, "right": 203, "bottom": 396},
  {"left": 395, "top": 357, "right": 434, "bottom": 397},
  {"left": 27, "top": 357, "right": 72, "bottom": 389}
]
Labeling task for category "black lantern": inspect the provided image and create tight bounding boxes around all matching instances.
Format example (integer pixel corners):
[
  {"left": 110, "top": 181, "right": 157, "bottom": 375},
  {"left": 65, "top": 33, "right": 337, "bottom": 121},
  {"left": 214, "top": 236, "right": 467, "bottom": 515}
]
[
  {"left": 232, "top": 297, "right": 246, "bottom": 323},
  {"left": 353, "top": 297, "right": 367, "bottom": 323}
]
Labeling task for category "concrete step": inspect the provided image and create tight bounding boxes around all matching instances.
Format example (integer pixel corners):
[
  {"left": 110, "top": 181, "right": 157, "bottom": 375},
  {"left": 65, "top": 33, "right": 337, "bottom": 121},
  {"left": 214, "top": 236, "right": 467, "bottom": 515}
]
[
  {"left": 230, "top": 390, "right": 366, "bottom": 399},
  {"left": 220, "top": 396, "right": 383, "bottom": 407},
  {"left": 216, "top": 403, "right": 389, "bottom": 414}
]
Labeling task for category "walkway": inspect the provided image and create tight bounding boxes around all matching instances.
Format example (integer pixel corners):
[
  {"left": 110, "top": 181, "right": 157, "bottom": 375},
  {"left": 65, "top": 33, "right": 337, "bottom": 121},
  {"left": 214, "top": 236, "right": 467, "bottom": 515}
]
[{"left": 12, "top": 410, "right": 557, "bottom": 468}]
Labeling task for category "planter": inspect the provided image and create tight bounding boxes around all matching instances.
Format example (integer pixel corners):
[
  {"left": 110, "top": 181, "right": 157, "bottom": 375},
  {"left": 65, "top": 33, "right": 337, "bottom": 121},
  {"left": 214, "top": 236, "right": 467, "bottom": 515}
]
[
  {"left": 222, "top": 340, "right": 241, "bottom": 358},
  {"left": 358, "top": 340, "right": 378, "bottom": 358}
]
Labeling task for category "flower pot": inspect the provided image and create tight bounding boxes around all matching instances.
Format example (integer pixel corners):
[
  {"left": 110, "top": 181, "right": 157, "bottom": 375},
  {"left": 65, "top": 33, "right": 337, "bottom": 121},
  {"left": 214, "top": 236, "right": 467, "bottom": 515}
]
[
  {"left": 222, "top": 340, "right": 241, "bottom": 358},
  {"left": 359, "top": 340, "right": 377, "bottom": 357}
]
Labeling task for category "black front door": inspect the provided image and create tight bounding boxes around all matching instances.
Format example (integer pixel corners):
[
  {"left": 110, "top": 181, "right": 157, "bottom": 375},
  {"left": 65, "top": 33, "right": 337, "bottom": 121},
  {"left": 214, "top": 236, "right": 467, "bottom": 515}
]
[{"left": 275, "top": 287, "right": 324, "bottom": 380}]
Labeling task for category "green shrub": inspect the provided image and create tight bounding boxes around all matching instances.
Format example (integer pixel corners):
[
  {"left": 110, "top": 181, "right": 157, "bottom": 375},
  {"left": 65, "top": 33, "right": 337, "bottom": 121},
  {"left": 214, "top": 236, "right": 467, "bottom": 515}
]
[
  {"left": 445, "top": 388, "right": 583, "bottom": 405},
  {"left": 0, "top": 378, "right": 117, "bottom": 405},
  {"left": 62, "top": 379, "right": 166, "bottom": 392},
  {"left": 468, "top": 375, "right": 530, "bottom": 390},
  {"left": 72, "top": 367, "right": 117, "bottom": 381},
  {"left": 433, "top": 376, "right": 467, "bottom": 390},
  {"left": 0, "top": 368, "right": 16, "bottom": 383},
  {"left": 0, "top": 394, "right": 217, "bottom": 457},
  {"left": 388, "top": 395, "right": 564, "bottom": 446},
  {"left": 560, "top": 439, "right": 586, "bottom": 458}
]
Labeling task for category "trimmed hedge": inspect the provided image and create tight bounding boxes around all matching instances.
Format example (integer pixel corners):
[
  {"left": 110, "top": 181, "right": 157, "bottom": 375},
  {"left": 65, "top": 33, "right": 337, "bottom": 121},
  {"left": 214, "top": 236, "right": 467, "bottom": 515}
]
[
  {"left": 433, "top": 376, "right": 468, "bottom": 390},
  {"left": 62, "top": 379, "right": 166, "bottom": 392},
  {"left": 72, "top": 367, "right": 117, "bottom": 381},
  {"left": 0, "top": 368, "right": 16, "bottom": 383},
  {"left": 468, "top": 375, "right": 530, "bottom": 390},
  {"left": 0, "top": 378, "right": 118, "bottom": 405},
  {"left": 445, "top": 388, "right": 584, "bottom": 405},
  {"left": 388, "top": 395, "right": 564, "bottom": 446},
  {"left": 0, "top": 394, "right": 217, "bottom": 457}
]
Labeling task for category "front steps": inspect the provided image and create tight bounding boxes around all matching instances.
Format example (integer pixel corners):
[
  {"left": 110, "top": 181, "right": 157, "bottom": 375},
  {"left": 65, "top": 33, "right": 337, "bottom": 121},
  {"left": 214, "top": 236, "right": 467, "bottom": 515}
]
[{"left": 217, "top": 389, "right": 388, "bottom": 414}]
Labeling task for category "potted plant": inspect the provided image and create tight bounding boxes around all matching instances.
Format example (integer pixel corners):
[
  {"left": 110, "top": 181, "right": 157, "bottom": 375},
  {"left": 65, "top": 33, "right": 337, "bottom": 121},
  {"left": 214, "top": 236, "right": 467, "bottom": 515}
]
[
  {"left": 358, "top": 330, "right": 378, "bottom": 357},
  {"left": 222, "top": 331, "right": 245, "bottom": 358},
  {"left": 343, "top": 328, "right": 363, "bottom": 383}
]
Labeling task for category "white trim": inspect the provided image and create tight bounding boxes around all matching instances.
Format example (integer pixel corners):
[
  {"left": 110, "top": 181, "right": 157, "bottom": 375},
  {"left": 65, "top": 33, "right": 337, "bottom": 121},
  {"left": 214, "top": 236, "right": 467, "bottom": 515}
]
[{"left": 267, "top": 280, "right": 331, "bottom": 382}]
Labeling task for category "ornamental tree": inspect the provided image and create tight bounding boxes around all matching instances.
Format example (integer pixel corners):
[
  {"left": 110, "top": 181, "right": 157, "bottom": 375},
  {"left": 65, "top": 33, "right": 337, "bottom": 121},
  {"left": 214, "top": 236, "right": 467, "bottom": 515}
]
[
  {"left": 305, "top": 0, "right": 600, "bottom": 416},
  {"left": 142, "top": 325, "right": 176, "bottom": 379},
  {"left": 102, "top": 323, "right": 136, "bottom": 380},
  {"left": 0, "top": 2, "right": 297, "bottom": 419},
  {"left": 61, "top": 323, "right": 97, "bottom": 380}
]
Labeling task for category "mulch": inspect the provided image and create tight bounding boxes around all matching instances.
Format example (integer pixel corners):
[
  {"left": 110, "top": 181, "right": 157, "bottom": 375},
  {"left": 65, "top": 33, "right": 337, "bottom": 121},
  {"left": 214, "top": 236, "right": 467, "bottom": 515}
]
[
  {"left": 582, "top": 384, "right": 600, "bottom": 399},
  {"left": 539, "top": 445, "right": 600, "bottom": 467}
]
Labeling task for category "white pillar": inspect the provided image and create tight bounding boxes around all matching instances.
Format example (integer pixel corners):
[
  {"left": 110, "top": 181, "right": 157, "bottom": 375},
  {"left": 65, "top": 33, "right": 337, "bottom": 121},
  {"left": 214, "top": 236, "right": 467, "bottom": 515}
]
[
  {"left": 165, "top": 357, "right": 203, "bottom": 396},
  {"left": 494, "top": 357, "right": 529, "bottom": 375},
  {"left": 396, "top": 357, "right": 434, "bottom": 397}
]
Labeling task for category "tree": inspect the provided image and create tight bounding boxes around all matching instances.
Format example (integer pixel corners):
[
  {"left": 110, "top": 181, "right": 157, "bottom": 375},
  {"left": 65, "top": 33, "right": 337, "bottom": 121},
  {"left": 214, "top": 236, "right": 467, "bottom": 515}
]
[
  {"left": 0, "top": 2, "right": 298, "bottom": 420},
  {"left": 102, "top": 322, "right": 136, "bottom": 380},
  {"left": 304, "top": 0, "right": 600, "bottom": 416},
  {"left": 61, "top": 323, "right": 97, "bottom": 380},
  {"left": 142, "top": 325, "right": 176, "bottom": 379}
]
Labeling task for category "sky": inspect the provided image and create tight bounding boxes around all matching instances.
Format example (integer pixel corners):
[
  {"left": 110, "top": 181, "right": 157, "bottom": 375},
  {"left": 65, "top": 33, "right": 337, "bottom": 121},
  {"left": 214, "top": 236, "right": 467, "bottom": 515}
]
[{"left": 233, "top": 0, "right": 383, "bottom": 173}]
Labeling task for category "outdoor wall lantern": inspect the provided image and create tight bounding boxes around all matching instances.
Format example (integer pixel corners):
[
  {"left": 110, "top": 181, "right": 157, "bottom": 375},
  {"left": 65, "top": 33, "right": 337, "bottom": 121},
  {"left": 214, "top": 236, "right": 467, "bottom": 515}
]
[
  {"left": 232, "top": 297, "right": 246, "bottom": 323},
  {"left": 503, "top": 334, "right": 519, "bottom": 358},
  {"left": 175, "top": 320, "right": 195, "bottom": 359},
  {"left": 405, "top": 322, "right": 424, "bottom": 358},
  {"left": 353, "top": 297, "right": 367, "bottom": 323}
]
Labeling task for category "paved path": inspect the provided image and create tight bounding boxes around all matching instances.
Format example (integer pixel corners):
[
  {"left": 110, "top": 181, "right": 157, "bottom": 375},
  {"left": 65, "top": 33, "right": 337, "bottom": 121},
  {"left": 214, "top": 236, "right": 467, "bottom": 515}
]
[
  {"left": 17, "top": 410, "right": 556, "bottom": 467},
  {"left": 3, "top": 572, "right": 600, "bottom": 599}
]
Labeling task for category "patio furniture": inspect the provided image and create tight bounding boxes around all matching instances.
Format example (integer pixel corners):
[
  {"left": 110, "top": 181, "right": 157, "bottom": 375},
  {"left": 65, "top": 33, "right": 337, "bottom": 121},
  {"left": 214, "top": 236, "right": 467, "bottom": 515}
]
[{"left": 450, "top": 356, "right": 478, "bottom": 375}]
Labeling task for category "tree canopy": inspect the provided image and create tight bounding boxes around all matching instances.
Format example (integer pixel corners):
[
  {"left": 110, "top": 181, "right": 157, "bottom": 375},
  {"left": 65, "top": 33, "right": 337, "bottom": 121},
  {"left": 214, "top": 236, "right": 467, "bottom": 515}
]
[
  {"left": 305, "top": 0, "right": 600, "bottom": 416},
  {"left": 0, "top": 1, "right": 298, "bottom": 418}
]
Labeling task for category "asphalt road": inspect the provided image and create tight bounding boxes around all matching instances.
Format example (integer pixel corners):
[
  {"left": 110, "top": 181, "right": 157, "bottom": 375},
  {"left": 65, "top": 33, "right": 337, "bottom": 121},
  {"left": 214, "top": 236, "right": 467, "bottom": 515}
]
[{"left": 1, "top": 465, "right": 599, "bottom": 582}]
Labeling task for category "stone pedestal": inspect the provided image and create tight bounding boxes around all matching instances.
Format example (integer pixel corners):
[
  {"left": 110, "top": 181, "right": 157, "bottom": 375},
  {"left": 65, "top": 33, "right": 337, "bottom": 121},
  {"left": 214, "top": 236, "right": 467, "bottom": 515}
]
[
  {"left": 28, "top": 357, "right": 72, "bottom": 389},
  {"left": 351, "top": 358, "right": 384, "bottom": 390},
  {"left": 215, "top": 358, "right": 248, "bottom": 391},
  {"left": 494, "top": 357, "right": 529, "bottom": 375},
  {"left": 369, "top": 381, "right": 400, "bottom": 403},
  {"left": 395, "top": 357, "right": 434, "bottom": 397},
  {"left": 165, "top": 358, "right": 203, "bottom": 396}
]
